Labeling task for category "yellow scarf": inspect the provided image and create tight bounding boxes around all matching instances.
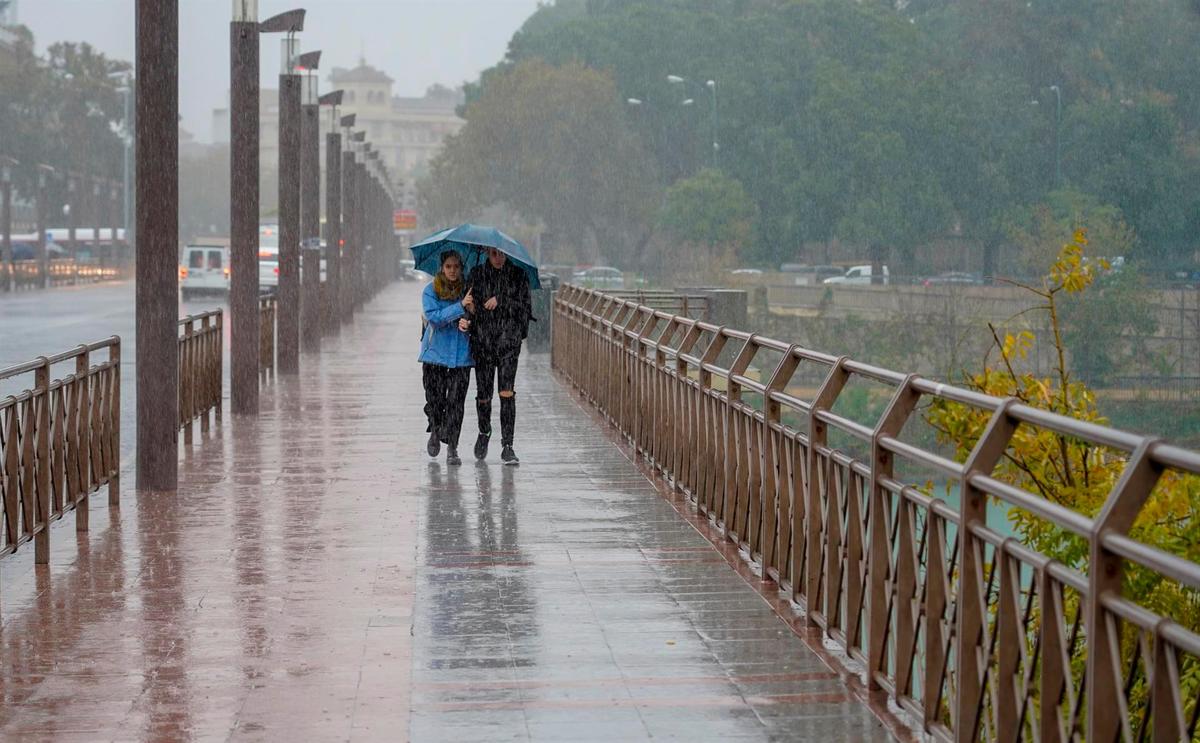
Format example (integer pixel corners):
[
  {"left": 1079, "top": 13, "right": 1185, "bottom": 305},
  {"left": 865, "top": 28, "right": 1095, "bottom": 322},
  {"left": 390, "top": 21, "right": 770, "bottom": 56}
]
[{"left": 433, "top": 272, "right": 464, "bottom": 301}]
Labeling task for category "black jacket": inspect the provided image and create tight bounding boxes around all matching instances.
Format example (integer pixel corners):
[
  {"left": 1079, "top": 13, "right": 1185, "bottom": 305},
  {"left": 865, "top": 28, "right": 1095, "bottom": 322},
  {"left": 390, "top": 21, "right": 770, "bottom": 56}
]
[{"left": 466, "top": 261, "right": 532, "bottom": 355}]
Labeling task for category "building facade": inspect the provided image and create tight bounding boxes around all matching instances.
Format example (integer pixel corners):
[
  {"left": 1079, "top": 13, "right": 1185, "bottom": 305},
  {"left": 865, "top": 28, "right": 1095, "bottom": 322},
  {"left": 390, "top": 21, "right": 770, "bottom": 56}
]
[{"left": 212, "top": 57, "right": 464, "bottom": 209}]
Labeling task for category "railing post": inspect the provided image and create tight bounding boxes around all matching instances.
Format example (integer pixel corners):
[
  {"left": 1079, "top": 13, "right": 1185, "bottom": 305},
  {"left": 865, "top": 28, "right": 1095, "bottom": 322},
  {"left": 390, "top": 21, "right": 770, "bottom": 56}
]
[
  {"left": 200, "top": 315, "right": 212, "bottom": 435},
  {"left": 34, "top": 357, "right": 50, "bottom": 563},
  {"left": 867, "top": 375, "right": 921, "bottom": 692},
  {"left": 801, "top": 358, "right": 848, "bottom": 610},
  {"left": 954, "top": 399, "right": 1018, "bottom": 743},
  {"left": 761, "top": 346, "right": 799, "bottom": 575},
  {"left": 74, "top": 346, "right": 91, "bottom": 533},
  {"left": 182, "top": 318, "right": 194, "bottom": 446},
  {"left": 1085, "top": 440, "right": 1163, "bottom": 743},
  {"left": 108, "top": 338, "right": 120, "bottom": 506},
  {"left": 724, "top": 336, "right": 758, "bottom": 544}
]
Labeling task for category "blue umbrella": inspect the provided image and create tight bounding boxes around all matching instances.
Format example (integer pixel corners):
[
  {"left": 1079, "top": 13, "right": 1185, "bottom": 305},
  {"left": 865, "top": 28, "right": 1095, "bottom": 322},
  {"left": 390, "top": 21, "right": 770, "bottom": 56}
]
[{"left": 410, "top": 223, "right": 541, "bottom": 289}]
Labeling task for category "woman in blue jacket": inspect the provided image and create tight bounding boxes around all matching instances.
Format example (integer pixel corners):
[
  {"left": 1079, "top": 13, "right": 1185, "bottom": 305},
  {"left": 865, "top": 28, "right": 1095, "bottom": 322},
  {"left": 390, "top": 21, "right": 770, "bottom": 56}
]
[{"left": 420, "top": 250, "right": 475, "bottom": 465}]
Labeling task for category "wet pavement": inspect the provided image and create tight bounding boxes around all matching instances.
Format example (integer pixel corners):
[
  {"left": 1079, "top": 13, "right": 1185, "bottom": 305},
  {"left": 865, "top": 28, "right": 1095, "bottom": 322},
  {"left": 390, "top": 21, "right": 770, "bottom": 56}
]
[{"left": 0, "top": 281, "right": 904, "bottom": 741}]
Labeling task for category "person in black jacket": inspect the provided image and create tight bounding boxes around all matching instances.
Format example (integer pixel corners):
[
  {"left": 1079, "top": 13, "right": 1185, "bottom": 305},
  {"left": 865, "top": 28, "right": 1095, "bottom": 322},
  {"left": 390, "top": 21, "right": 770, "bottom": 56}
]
[{"left": 465, "top": 247, "right": 532, "bottom": 464}]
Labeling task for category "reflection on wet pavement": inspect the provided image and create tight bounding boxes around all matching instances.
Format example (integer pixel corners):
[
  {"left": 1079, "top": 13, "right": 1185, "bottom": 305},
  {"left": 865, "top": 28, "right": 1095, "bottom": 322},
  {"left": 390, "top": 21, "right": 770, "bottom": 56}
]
[{"left": 0, "top": 282, "right": 902, "bottom": 741}]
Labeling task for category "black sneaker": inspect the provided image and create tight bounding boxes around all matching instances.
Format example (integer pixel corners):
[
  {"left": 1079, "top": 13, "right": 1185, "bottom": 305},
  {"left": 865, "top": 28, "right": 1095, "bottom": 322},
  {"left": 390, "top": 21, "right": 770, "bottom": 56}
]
[
  {"left": 446, "top": 447, "right": 461, "bottom": 466},
  {"left": 427, "top": 431, "right": 440, "bottom": 458},
  {"left": 474, "top": 433, "right": 490, "bottom": 461},
  {"left": 501, "top": 445, "right": 519, "bottom": 466}
]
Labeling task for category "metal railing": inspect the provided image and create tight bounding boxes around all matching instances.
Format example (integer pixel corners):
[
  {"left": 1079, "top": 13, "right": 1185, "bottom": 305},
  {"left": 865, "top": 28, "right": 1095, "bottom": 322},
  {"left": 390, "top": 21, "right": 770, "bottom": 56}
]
[
  {"left": 178, "top": 311, "right": 222, "bottom": 443},
  {"left": 0, "top": 339, "right": 120, "bottom": 577},
  {"left": 1, "top": 259, "right": 123, "bottom": 289},
  {"left": 259, "top": 293, "right": 277, "bottom": 377},
  {"left": 552, "top": 284, "right": 1200, "bottom": 742}
]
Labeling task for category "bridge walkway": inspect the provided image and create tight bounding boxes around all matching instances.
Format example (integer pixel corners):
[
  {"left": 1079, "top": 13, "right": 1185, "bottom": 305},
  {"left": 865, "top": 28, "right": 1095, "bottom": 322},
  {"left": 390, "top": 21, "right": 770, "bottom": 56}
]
[{"left": 0, "top": 282, "right": 904, "bottom": 742}]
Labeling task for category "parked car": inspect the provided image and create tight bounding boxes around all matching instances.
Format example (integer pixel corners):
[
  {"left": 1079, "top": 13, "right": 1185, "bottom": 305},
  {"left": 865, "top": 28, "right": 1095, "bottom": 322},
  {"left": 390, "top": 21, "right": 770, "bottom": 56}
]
[
  {"left": 922, "top": 271, "right": 983, "bottom": 287},
  {"left": 823, "top": 264, "right": 890, "bottom": 285},
  {"left": 180, "top": 245, "right": 230, "bottom": 299},
  {"left": 730, "top": 267, "right": 763, "bottom": 276},
  {"left": 572, "top": 266, "right": 625, "bottom": 290},
  {"left": 781, "top": 264, "right": 843, "bottom": 285}
]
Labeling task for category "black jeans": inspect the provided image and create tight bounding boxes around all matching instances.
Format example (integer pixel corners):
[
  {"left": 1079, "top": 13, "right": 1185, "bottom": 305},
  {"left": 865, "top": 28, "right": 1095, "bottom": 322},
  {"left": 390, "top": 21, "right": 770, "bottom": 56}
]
[
  {"left": 423, "top": 363, "right": 471, "bottom": 448},
  {"left": 474, "top": 348, "right": 520, "bottom": 446}
]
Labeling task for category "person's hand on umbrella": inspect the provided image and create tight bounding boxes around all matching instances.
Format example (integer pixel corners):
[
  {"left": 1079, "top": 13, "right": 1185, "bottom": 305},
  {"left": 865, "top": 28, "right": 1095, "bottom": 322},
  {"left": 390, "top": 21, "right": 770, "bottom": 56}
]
[
  {"left": 485, "top": 296, "right": 499, "bottom": 311},
  {"left": 461, "top": 288, "right": 475, "bottom": 312}
]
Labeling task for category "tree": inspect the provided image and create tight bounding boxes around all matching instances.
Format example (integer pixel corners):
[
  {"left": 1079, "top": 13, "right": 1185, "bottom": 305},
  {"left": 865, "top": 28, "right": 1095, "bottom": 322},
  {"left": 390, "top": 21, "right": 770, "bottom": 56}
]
[
  {"left": 927, "top": 231, "right": 1200, "bottom": 727},
  {"left": 421, "top": 59, "right": 659, "bottom": 266},
  {"left": 658, "top": 168, "right": 757, "bottom": 268}
]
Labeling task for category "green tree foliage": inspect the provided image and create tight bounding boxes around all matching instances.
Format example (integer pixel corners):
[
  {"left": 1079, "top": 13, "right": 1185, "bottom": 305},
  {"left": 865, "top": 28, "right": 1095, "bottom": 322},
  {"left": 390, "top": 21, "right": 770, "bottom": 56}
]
[
  {"left": 422, "top": 59, "right": 658, "bottom": 266},
  {"left": 927, "top": 231, "right": 1200, "bottom": 724},
  {"left": 0, "top": 28, "right": 129, "bottom": 208},
  {"left": 437, "top": 0, "right": 1200, "bottom": 274},
  {"left": 658, "top": 168, "right": 757, "bottom": 266}
]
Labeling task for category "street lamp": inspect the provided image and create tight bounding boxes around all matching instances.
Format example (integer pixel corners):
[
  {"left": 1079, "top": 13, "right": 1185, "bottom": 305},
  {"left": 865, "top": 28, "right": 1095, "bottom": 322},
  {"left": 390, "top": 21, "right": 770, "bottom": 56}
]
[
  {"left": 1049, "top": 84, "right": 1062, "bottom": 188},
  {"left": 276, "top": 32, "right": 303, "bottom": 373},
  {"left": 667, "top": 74, "right": 719, "bottom": 169},
  {"left": 1, "top": 157, "right": 14, "bottom": 292}
]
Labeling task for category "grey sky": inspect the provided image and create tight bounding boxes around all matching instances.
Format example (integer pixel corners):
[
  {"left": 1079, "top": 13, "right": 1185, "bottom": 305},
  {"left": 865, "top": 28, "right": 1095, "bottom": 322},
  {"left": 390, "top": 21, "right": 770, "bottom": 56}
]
[{"left": 19, "top": 0, "right": 543, "bottom": 142}]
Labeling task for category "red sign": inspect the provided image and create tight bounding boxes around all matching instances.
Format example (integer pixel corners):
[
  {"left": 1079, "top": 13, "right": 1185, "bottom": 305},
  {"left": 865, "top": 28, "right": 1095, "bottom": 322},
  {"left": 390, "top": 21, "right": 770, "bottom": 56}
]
[{"left": 393, "top": 209, "right": 417, "bottom": 232}]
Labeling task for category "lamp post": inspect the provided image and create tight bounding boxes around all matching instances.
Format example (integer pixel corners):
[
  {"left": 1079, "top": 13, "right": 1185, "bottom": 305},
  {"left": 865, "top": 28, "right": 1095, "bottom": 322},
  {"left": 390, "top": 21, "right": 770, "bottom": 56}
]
[
  {"left": 298, "top": 50, "right": 321, "bottom": 352},
  {"left": 91, "top": 177, "right": 103, "bottom": 261},
  {"left": 229, "top": 4, "right": 304, "bottom": 414},
  {"left": 320, "top": 90, "right": 344, "bottom": 334},
  {"left": 1, "top": 157, "right": 13, "bottom": 292},
  {"left": 277, "top": 33, "right": 302, "bottom": 374},
  {"left": 36, "top": 164, "right": 53, "bottom": 289},
  {"left": 340, "top": 119, "right": 358, "bottom": 321},
  {"left": 109, "top": 180, "right": 120, "bottom": 270},
  {"left": 349, "top": 131, "right": 366, "bottom": 312},
  {"left": 1050, "top": 84, "right": 1062, "bottom": 189},
  {"left": 66, "top": 174, "right": 77, "bottom": 254},
  {"left": 136, "top": 0, "right": 179, "bottom": 491},
  {"left": 668, "top": 74, "right": 719, "bottom": 169}
]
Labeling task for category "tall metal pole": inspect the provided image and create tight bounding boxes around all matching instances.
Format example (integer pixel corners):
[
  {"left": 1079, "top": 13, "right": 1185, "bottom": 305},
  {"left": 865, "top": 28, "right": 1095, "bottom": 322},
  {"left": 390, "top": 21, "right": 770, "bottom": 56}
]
[
  {"left": 230, "top": 0, "right": 260, "bottom": 414},
  {"left": 277, "top": 35, "right": 302, "bottom": 373},
  {"left": 1050, "top": 84, "right": 1062, "bottom": 188},
  {"left": 1, "top": 158, "right": 13, "bottom": 292},
  {"left": 36, "top": 165, "right": 50, "bottom": 288},
  {"left": 92, "top": 178, "right": 103, "bottom": 262},
  {"left": 67, "top": 175, "right": 77, "bottom": 256},
  {"left": 135, "top": 0, "right": 180, "bottom": 491},
  {"left": 299, "top": 53, "right": 321, "bottom": 352},
  {"left": 707, "top": 79, "right": 719, "bottom": 170},
  {"left": 340, "top": 128, "right": 358, "bottom": 322},
  {"left": 122, "top": 85, "right": 133, "bottom": 258},
  {"left": 321, "top": 95, "right": 344, "bottom": 334},
  {"left": 352, "top": 146, "right": 367, "bottom": 310},
  {"left": 109, "top": 181, "right": 120, "bottom": 270}
]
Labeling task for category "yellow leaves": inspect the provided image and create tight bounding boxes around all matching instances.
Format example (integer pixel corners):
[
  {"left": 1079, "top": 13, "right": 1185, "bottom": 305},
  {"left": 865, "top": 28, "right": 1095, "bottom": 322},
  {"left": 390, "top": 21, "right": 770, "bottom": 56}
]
[
  {"left": 1047, "top": 228, "right": 1101, "bottom": 295},
  {"left": 1000, "top": 331, "right": 1035, "bottom": 362}
]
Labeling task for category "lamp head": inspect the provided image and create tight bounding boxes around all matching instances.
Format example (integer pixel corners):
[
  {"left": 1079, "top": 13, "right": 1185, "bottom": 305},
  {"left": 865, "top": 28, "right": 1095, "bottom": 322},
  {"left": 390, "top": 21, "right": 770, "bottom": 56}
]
[
  {"left": 259, "top": 8, "right": 305, "bottom": 33},
  {"left": 667, "top": 75, "right": 684, "bottom": 84}
]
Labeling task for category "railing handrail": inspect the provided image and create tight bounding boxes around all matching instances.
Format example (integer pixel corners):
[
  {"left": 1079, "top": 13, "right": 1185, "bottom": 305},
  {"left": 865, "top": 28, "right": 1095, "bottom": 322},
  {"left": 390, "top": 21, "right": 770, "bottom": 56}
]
[
  {"left": 0, "top": 337, "right": 120, "bottom": 381},
  {"left": 552, "top": 283, "right": 1200, "bottom": 741}
]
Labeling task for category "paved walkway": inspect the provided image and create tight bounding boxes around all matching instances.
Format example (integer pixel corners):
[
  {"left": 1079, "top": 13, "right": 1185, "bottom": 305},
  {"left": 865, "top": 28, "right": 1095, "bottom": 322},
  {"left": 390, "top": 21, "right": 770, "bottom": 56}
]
[{"left": 0, "top": 282, "right": 903, "bottom": 741}]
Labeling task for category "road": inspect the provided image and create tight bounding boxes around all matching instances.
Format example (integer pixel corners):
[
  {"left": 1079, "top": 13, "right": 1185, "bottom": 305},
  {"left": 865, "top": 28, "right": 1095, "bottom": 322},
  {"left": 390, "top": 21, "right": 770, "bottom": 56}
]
[{"left": 1, "top": 280, "right": 232, "bottom": 464}]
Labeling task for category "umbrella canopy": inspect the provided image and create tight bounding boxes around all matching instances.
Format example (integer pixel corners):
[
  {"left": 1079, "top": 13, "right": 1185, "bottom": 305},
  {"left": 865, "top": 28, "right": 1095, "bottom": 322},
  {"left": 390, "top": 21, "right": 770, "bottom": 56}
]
[{"left": 410, "top": 224, "right": 541, "bottom": 289}]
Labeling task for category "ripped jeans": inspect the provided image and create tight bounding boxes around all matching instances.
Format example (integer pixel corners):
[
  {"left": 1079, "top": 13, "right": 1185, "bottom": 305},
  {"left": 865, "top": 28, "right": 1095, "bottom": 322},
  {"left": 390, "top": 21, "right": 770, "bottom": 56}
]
[{"left": 474, "top": 349, "right": 519, "bottom": 446}]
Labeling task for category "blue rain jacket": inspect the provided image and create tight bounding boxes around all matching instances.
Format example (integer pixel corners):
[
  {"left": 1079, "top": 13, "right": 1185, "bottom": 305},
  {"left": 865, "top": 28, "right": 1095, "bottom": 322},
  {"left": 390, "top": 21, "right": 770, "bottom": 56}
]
[{"left": 419, "top": 283, "right": 473, "bottom": 368}]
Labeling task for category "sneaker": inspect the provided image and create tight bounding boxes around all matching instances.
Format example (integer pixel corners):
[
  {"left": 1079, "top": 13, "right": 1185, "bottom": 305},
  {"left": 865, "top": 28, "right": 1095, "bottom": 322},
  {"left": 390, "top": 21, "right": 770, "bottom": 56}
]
[
  {"left": 474, "top": 433, "right": 490, "bottom": 461},
  {"left": 427, "top": 431, "right": 440, "bottom": 458},
  {"left": 446, "top": 447, "right": 462, "bottom": 466},
  {"left": 501, "top": 445, "right": 520, "bottom": 466}
]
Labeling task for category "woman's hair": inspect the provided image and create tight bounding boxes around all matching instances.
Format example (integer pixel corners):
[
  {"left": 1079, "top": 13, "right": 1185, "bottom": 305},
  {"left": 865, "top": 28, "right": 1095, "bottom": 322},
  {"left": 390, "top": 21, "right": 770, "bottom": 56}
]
[{"left": 440, "top": 250, "right": 462, "bottom": 267}]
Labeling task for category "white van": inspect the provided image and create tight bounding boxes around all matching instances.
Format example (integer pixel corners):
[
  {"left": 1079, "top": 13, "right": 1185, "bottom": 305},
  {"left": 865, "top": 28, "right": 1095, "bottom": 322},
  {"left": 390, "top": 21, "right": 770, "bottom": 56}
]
[
  {"left": 179, "top": 245, "right": 230, "bottom": 299},
  {"left": 823, "top": 264, "right": 890, "bottom": 286}
]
